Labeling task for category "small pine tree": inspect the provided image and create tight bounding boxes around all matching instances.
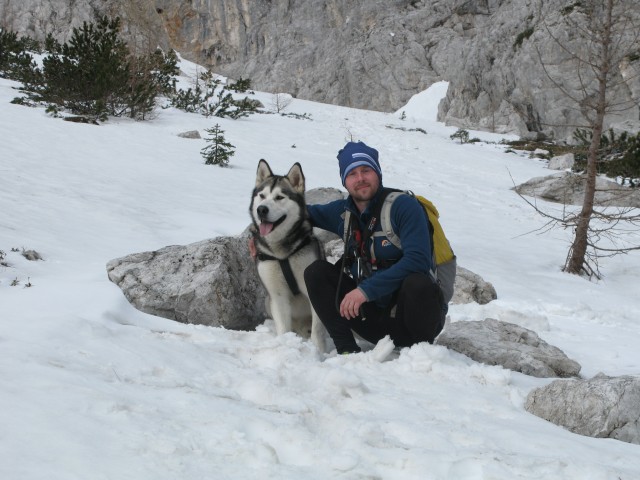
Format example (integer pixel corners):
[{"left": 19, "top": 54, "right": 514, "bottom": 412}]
[
  {"left": 201, "top": 124, "right": 235, "bottom": 166},
  {"left": 0, "top": 29, "right": 38, "bottom": 82},
  {"left": 450, "top": 128, "right": 470, "bottom": 144},
  {"left": 17, "top": 17, "right": 178, "bottom": 120},
  {"left": 228, "top": 77, "right": 253, "bottom": 93}
]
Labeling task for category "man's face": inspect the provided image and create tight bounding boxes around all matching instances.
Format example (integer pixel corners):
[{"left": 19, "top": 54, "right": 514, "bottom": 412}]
[{"left": 344, "top": 165, "right": 380, "bottom": 203}]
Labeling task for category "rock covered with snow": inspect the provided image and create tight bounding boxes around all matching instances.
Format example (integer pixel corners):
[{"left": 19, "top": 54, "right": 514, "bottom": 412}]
[
  {"left": 107, "top": 236, "right": 499, "bottom": 330},
  {"left": 525, "top": 373, "right": 640, "bottom": 445},
  {"left": 305, "top": 187, "right": 344, "bottom": 245},
  {"left": 514, "top": 172, "right": 640, "bottom": 208},
  {"left": 177, "top": 130, "right": 201, "bottom": 139},
  {"left": 106, "top": 232, "right": 268, "bottom": 330},
  {"left": 547, "top": 153, "right": 574, "bottom": 170},
  {"left": 436, "top": 318, "right": 581, "bottom": 378},
  {"left": 451, "top": 266, "right": 497, "bottom": 305}
]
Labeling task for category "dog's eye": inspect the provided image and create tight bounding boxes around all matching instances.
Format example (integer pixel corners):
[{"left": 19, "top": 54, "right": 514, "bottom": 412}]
[
  {"left": 259, "top": 193, "right": 266, "bottom": 199},
  {"left": 275, "top": 195, "right": 284, "bottom": 200}
]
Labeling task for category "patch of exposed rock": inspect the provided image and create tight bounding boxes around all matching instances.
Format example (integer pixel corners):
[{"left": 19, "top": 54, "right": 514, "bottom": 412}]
[
  {"left": 436, "top": 318, "right": 581, "bottom": 378},
  {"left": 451, "top": 266, "right": 496, "bottom": 305},
  {"left": 107, "top": 187, "right": 497, "bottom": 331},
  {"left": 107, "top": 233, "right": 267, "bottom": 330},
  {"left": 525, "top": 373, "right": 640, "bottom": 445},
  {"left": 514, "top": 172, "right": 640, "bottom": 208}
]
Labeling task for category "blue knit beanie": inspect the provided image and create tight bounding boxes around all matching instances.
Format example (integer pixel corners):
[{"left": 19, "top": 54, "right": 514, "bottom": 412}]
[{"left": 337, "top": 141, "right": 382, "bottom": 186}]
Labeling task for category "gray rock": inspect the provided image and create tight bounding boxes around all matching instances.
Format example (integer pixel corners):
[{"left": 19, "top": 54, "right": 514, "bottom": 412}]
[
  {"left": 306, "top": 187, "right": 344, "bottom": 245},
  {"left": 450, "top": 266, "right": 497, "bottom": 305},
  {"left": 525, "top": 374, "right": 640, "bottom": 445},
  {"left": 436, "top": 318, "right": 581, "bottom": 378},
  {"left": 514, "top": 172, "right": 640, "bottom": 208},
  {"left": 106, "top": 186, "right": 494, "bottom": 328},
  {"left": 547, "top": 153, "right": 574, "bottom": 170},
  {"left": 107, "top": 235, "right": 496, "bottom": 330},
  {"left": 177, "top": 130, "right": 201, "bottom": 139},
  {"left": 106, "top": 233, "right": 268, "bottom": 330},
  {"left": 21, "top": 249, "right": 43, "bottom": 261},
  {"left": 305, "top": 187, "right": 345, "bottom": 205}
]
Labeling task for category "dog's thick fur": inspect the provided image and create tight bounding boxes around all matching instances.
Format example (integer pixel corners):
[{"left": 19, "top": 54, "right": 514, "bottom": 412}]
[{"left": 250, "top": 159, "right": 328, "bottom": 352}]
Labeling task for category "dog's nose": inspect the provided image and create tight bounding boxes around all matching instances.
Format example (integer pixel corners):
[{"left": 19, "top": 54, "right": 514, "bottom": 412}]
[{"left": 257, "top": 205, "right": 269, "bottom": 218}]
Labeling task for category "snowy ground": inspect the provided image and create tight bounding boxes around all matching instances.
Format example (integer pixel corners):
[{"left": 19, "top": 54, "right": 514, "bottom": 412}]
[{"left": 1, "top": 62, "right": 639, "bottom": 479}]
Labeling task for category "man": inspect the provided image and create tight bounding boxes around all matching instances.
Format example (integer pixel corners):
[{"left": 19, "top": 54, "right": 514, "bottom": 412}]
[{"left": 304, "top": 141, "right": 447, "bottom": 354}]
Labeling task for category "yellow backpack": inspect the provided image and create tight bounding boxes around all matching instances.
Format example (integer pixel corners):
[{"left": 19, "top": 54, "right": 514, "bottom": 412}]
[{"left": 379, "top": 190, "right": 455, "bottom": 266}]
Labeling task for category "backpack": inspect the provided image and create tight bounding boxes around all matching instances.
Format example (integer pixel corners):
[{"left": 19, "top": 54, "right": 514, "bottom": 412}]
[
  {"left": 381, "top": 191, "right": 454, "bottom": 264},
  {"left": 343, "top": 187, "right": 456, "bottom": 303}
]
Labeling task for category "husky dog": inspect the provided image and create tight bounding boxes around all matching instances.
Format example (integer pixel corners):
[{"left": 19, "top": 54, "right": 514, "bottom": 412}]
[{"left": 250, "top": 159, "right": 328, "bottom": 352}]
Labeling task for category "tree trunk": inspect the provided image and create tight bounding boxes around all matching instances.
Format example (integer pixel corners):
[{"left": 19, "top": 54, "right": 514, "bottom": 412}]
[
  {"left": 565, "top": 118, "right": 603, "bottom": 274},
  {"left": 564, "top": 0, "right": 614, "bottom": 275}
]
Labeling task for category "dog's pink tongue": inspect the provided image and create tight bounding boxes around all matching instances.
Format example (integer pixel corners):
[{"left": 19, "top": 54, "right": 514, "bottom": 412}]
[{"left": 259, "top": 222, "right": 274, "bottom": 236}]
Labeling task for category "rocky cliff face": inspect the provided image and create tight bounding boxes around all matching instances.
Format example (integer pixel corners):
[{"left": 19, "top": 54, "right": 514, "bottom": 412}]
[{"left": 2, "top": 0, "right": 639, "bottom": 141}]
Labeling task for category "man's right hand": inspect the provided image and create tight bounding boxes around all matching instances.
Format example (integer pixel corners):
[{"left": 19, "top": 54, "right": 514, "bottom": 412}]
[{"left": 340, "top": 288, "right": 367, "bottom": 320}]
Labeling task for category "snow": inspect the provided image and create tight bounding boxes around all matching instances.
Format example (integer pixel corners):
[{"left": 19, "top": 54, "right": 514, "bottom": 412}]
[{"left": 1, "top": 60, "right": 640, "bottom": 479}]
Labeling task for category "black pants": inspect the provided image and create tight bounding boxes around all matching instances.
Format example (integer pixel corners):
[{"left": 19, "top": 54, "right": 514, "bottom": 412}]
[{"left": 304, "top": 260, "right": 445, "bottom": 354}]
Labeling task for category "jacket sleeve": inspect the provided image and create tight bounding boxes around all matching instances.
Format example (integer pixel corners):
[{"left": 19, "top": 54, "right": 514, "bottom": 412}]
[
  {"left": 358, "top": 195, "right": 433, "bottom": 302},
  {"left": 307, "top": 199, "right": 346, "bottom": 237}
]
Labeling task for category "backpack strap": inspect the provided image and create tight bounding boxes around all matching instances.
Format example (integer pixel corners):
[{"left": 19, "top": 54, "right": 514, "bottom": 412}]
[
  {"left": 342, "top": 210, "right": 352, "bottom": 246},
  {"left": 341, "top": 190, "right": 392, "bottom": 276},
  {"left": 379, "top": 191, "right": 404, "bottom": 250},
  {"left": 379, "top": 189, "right": 437, "bottom": 277}
]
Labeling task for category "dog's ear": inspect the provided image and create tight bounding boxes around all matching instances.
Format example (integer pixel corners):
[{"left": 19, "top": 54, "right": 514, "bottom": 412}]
[
  {"left": 286, "top": 162, "right": 305, "bottom": 194},
  {"left": 256, "top": 159, "right": 273, "bottom": 187}
]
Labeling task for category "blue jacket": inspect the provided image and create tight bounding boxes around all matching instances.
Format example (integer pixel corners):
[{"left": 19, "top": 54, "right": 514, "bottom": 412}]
[{"left": 308, "top": 189, "right": 433, "bottom": 307}]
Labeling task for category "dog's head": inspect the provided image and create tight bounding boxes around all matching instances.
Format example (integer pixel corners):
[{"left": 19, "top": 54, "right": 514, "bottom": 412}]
[{"left": 251, "top": 159, "right": 306, "bottom": 238}]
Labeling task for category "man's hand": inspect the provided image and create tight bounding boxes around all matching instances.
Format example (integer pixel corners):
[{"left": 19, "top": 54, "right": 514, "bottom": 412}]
[
  {"left": 248, "top": 236, "right": 257, "bottom": 258},
  {"left": 340, "top": 288, "right": 367, "bottom": 320}
]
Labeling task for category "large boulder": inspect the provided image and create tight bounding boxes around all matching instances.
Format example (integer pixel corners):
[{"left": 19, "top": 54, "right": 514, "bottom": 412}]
[
  {"left": 514, "top": 172, "right": 640, "bottom": 208},
  {"left": 525, "top": 374, "right": 640, "bottom": 445},
  {"left": 107, "top": 232, "right": 267, "bottom": 330},
  {"left": 107, "top": 239, "right": 498, "bottom": 330},
  {"left": 436, "top": 318, "right": 581, "bottom": 378}
]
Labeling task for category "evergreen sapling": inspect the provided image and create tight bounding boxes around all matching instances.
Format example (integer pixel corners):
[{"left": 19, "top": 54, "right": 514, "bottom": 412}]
[{"left": 201, "top": 124, "right": 235, "bottom": 166}]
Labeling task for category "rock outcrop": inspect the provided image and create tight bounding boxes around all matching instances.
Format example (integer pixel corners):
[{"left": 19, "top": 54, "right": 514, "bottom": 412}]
[
  {"left": 450, "top": 266, "right": 497, "bottom": 305},
  {"left": 525, "top": 373, "right": 640, "bottom": 445},
  {"left": 3, "top": 0, "right": 639, "bottom": 141},
  {"left": 106, "top": 233, "right": 267, "bottom": 330},
  {"left": 514, "top": 172, "right": 640, "bottom": 208},
  {"left": 106, "top": 186, "right": 497, "bottom": 330},
  {"left": 547, "top": 153, "right": 574, "bottom": 171},
  {"left": 436, "top": 318, "right": 581, "bottom": 378},
  {"left": 107, "top": 235, "right": 497, "bottom": 331}
]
